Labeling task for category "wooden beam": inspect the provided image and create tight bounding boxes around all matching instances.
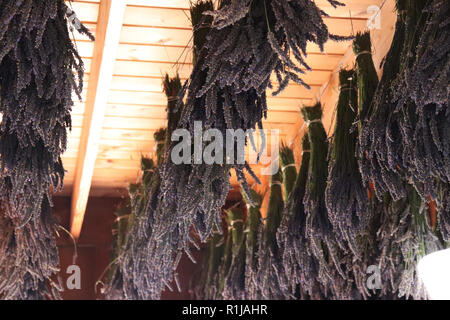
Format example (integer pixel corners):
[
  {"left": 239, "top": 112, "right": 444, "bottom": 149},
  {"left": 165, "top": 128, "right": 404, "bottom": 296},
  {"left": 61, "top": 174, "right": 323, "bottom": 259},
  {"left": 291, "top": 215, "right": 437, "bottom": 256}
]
[{"left": 70, "top": 0, "right": 127, "bottom": 239}]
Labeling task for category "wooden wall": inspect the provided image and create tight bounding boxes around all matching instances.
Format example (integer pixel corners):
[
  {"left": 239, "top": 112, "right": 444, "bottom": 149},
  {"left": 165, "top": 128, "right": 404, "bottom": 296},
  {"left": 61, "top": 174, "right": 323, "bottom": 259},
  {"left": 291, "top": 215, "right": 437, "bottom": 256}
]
[
  {"left": 52, "top": 192, "right": 243, "bottom": 299},
  {"left": 53, "top": 196, "right": 199, "bottom": 299}
]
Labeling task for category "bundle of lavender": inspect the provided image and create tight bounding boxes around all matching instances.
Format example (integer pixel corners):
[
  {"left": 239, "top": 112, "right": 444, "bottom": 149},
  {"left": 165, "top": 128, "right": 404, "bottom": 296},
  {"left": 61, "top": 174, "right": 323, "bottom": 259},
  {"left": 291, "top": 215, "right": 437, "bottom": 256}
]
[
  {"left": 279, "top": 143, "right": 297, "bottom": 200},
  {"left": 216, "top": 208, "right": 241, "bottom": 299},
  {"left": 301, "top": 104, "right": 333, "bottom": 287},
  {"left": 223, "top": 205, "right": 247, "bottom": 300},
  {"left": 194, "top": 229, "right": 224, "bottom": 300},
  {"left": 0, "top": 198, "right": 61, "bottom": 299},
  {"left": 325, "top": 69, "right": 367, "bottom": 256},
  {"left": 103, "top": 157, "right": 158, "bottom": 299},
  {"left": 241, "top": 188, "right": 263, "bottom": 300},
  {"left": 103, "top": 74, "right": 183, "bottom": 299},
  {"left": 0, "top": 0, "right": 93, "bottom": 299},
  {"left": 351, "top": 32, "right": 384, "bottom": 299},
  {"left": 353, "top": 32, "right": 379, "bottom": 126},
  {"left": 358, "top": 0, "right": 447, "bottom": 299},
  {"left": 358, "top": 1, "right": 408, "bottom": 202},
  {"left": 390, "top": 0, "right": 450, "bottom": 240},
  {"left": 301, "top": 103, "right": 356, "bottom": 299},
  {"left": 137, "top": 1, "right": 228, "bottom": 298},
  {"left": 256, "top": 167, "right": 288, "bottom": 299},
  {"left": 149, "top": 0, "right": 351, "bottom": 298},
  {"left": 277, "top": 133, "right": 313, "bottom": 299},
  {"left": 375, "top": 188, "right": 444, "bottom": 299}
]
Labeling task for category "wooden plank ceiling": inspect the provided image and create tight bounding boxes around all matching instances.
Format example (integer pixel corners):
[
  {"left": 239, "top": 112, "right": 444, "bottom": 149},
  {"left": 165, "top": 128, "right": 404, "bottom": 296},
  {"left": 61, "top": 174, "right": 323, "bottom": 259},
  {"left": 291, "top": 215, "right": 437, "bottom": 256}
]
[{"left": 61, "top": 0, "right": 382, "bottom": 234}]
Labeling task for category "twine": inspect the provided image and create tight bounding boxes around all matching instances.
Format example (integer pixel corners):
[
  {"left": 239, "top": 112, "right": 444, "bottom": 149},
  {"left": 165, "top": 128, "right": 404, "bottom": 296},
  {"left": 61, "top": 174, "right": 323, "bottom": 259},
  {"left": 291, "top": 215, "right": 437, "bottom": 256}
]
[
  {"left": 271, "top": 181, "right": 282, "bottom": 187},
  {"left": 114, "top": 215, "right": 130, "bottom": 222},
  {"left": 167, "top": 96, "right": 178, "bottom": 102},
  {"left": 306, "top": 119, "right": 322, "bottom": 127},
  {"left": 339, "top": 86, "right": 357, "bottom": 92},
  {"left": 281, "top": 163, "right": 296, "bottom": 172},
  {"left": 355, "top": 50, "right": 372, "bottom": 60},
  {"left": 230, "top": 219, "right": 244, "bottom": 226},
  {"left": 228, "top": 220, "right": 243, "bottom": 231},
  {"left": 246, "top": 203, "right": 254, "bottom": 210},
  {"left": 302, "top": 149, "right": 311, "bottom": 156}
]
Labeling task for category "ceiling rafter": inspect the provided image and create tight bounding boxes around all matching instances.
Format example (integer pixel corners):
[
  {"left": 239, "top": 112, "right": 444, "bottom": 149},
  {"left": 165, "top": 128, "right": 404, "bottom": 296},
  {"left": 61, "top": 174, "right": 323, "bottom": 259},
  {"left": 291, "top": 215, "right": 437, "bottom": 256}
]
[{"left": 70, "top": 0, "right": 127, "bottom": 239}]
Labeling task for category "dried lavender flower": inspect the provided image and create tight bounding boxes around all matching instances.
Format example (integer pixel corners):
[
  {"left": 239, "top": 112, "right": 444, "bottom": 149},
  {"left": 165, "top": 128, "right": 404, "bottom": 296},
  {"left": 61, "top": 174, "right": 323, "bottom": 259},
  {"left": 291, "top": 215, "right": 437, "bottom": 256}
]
[{"left": 0, "top": 0, "right": 93, "bottom": 300}]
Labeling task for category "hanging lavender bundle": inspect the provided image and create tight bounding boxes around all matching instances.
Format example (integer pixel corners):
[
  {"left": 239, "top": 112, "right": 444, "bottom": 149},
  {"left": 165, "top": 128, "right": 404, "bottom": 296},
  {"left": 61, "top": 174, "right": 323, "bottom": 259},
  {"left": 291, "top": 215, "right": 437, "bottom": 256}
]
[
  {"left": 148, "top": 0, "right": 350, "bottom": 298},
  {"left": 103, "top": 75, "right": 183, "bottom": 299},
  {"left": 0, "top": 196, "right": 61, "bottom": 299},
  {"left": 301, "top": 104, "right": 333, "bottom": 276},
  {"left": 0, "top": 1, "right": 93, "bottom": 299},
  {"left": 350, "top": 33, "right": 385, "bottom": 299},
  {"left": 325, "top": 68, "right": 385, "bottom": 300},
  {"left": 325, "top": 69, "right": 368, "bottom": 256},
  {"left": 132, "top": 1, "right": 227, "bottom": 299},
  {"left": 164, "top": 74, "right": 183, "bottom": 147},
  {"left": 375, "top": 188, "right": 444, "bottom": 300},
  {"left": 154, "top": 128, "right": 167, "bottom": 166},
  {"left": 277, "top": 133, "right": 314, "bottom": 299},
  {"left": 353, "top": 32, "right": 379, "bottom": 126},
  {"left": 301, "top": 103, "right": 356, "bottom": 299},
  {"left": 103, "top": 157, "right": 157, "bottom": 299},
  {"left": 194, "top": 228, "right": 224, "bottom": 300},
  {"left": 0, "top": 0, "right": 93, "bottom": 225},
  {"left": 360, "top": 0, "right": 448, "bottom": 211},
  {"left": 108, "top": 199, "right": 132, "bottom": 287},
  {"left": 402, "top": 0, "right": 449, "bottom": 111},
  {"left": 223, "top": 205, "right": 247, "bottom": 300},
  {"left": 390, "top": 0, "right": 450, "bottom": 240},
  {"left": 357, "top": 1, "right": 448, "bottom": 299},
  {"left": 388, "top": 0, "right": 437, "bottom": 189},
  {"left": 216, "top": 207, "right": 240, "bottom": 299},
  {"left": 358, "top": 2, "right": 408, "bottom": 202},
  {"left": 279, "top": 143, "right": 297, "bottom": 200},
  {"left": 240, "top": 187, "right": 263, "bottom": 300},
  {"left": 255, "top": 167, "right": 288, "bottom": 299}
]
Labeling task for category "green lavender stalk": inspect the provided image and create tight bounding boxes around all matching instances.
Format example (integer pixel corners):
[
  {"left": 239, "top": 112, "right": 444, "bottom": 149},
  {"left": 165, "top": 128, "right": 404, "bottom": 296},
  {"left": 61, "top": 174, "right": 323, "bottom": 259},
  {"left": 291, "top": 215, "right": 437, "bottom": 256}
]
[
  {"left": 256, "top": 167, "right": 288, "bottom": 299},
  {"left": 279, "top": 142, "right": 297, "bottom": 200},
  {"left": 326, "top": 69, "right": 367, "bottom": 254},
  {"left": 217, "top": 208, "right": 242, "bottom": 298},
  {"left": 241, "top": 188, "right": 263, "bottom": 299},
  {"left": 277, "top": 133, "right": 314, "bottom": 298},
  {"left": 223, "top": 205, "right": 247, "bottom": 299},
  {"left": 202, "top": 230, "right": 225, "bottom": 299},
  {"left": 353, "top": 32, "right": 379, "bottom": 126}
]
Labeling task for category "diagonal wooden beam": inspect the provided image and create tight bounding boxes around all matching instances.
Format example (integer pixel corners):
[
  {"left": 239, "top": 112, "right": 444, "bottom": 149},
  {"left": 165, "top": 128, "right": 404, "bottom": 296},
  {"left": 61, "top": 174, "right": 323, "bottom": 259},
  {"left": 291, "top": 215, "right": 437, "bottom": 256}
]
[{"left": 70, "top": 0, "right": 127, "bottom": 239}]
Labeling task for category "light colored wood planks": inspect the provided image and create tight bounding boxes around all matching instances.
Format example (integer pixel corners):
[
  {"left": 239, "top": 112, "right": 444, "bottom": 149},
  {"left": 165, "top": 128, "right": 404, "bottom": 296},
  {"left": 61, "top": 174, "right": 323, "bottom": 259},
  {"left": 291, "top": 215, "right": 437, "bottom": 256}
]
[
  {"left": 67, "top": 127, "right": 158, "bottom": 141},
  {"left": 70, "top": 0, "right": 127, "bottom": 239},
  {"left": 63, "top": 0, "right": 382, "bottom": 195},
  {"left": 79, "top": 74, "right": 323, "bottom": 98},
  {"left": 80, "top": 42, "right": 345, "bottom": 65},
  {"left": 73, "top": 23, "right": 355, "bottom": 55},
  {"left": 69, "top": 1, "right": 99, "bottom": 23},
  {"left": 72, "top": 1, "right": 380, "bottom": 25},
  {"left": 115, "top": 18, "right": 364, "bottom": 47}
]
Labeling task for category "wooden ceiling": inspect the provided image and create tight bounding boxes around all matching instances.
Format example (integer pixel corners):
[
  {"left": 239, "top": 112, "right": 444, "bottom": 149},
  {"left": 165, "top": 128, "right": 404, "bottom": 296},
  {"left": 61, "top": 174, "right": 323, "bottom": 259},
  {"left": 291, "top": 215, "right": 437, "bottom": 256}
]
[{"left": 61, "top": 0, "right": 383, "bottom": 236}]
